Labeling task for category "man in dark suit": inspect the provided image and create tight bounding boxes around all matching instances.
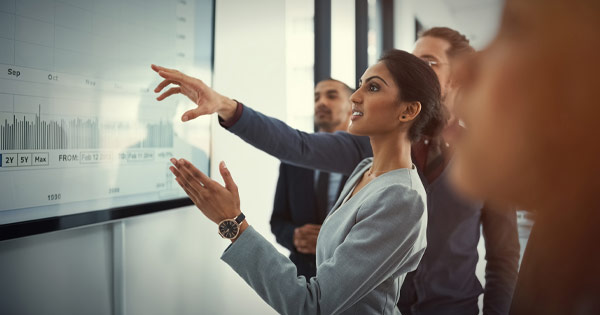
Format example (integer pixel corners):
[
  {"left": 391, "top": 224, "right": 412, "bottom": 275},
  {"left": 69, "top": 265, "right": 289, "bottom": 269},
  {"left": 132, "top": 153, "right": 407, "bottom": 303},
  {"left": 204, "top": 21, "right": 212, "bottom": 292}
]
[{"left": 270, "top": 79, "right": 352, "bottom": 278}]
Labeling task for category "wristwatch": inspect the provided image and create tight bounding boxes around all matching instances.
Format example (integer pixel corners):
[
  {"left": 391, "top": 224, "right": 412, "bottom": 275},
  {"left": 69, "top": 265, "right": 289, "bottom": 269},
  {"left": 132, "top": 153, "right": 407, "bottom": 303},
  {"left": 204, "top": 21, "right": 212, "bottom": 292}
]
[{"left": 218, "top": 212, "right": 246, "bottom": 239}]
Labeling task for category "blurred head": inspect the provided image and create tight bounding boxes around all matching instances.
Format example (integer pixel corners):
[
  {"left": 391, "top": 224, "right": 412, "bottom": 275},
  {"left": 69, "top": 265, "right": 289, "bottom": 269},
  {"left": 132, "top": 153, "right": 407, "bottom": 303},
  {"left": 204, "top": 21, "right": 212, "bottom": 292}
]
[
  {"left": 314, "top": 79, "right": 353, "bottom": 132},
  {"left": 413, "top": 27, "right": 475, "bottom": 121},
  {"left": 452, "top": 0, "right": 600, "bottom": 210},
  {"left": 348, "top": 50, "right": 445, "bottom": 142}
]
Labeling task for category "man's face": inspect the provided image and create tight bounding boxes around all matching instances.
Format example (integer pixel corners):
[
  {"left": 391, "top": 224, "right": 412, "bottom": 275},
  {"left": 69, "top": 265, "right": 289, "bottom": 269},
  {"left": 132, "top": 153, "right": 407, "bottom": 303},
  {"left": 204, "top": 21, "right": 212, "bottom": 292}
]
[
  {"left": 412, "top": 36, "right": 452, "bottom": 98},
  {"left": 413, "top": 36, "right": 458, "bottom": 122},
  {"left": 451, "top": 0, "right": 600, "bottom": 208},
  {"left": 314, "top": 80, "right": 352, "bottom": 132}
]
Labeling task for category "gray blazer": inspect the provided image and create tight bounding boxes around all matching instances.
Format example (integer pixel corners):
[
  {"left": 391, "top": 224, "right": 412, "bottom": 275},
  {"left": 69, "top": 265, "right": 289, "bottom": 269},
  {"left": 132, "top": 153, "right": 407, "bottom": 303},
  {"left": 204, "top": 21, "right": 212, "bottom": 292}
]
[{"left": 221, "top": 158, "right": 428, "bottom": 314}]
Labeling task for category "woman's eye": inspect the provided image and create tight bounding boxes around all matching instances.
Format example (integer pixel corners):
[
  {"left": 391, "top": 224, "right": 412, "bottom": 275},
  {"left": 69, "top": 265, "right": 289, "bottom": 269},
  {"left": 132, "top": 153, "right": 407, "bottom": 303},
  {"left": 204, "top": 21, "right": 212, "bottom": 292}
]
[{"left": 368, "top": 84, "right": 379, "bottom": 92}]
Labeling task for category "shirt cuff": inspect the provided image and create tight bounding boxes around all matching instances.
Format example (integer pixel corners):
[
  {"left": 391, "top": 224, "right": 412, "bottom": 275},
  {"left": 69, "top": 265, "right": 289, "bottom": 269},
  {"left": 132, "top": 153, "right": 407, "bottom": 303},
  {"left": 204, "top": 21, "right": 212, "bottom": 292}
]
[{"left": 218, "top": 100, "right": 244, "bottom": 128}]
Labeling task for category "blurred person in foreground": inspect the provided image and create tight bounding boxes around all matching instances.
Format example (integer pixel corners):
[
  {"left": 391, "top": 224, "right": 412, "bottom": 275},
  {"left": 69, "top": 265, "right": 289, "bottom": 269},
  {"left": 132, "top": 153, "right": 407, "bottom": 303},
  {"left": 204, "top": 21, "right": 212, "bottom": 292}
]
[{"left": 452, "top": 0, "right": 600, "bottom": 314}]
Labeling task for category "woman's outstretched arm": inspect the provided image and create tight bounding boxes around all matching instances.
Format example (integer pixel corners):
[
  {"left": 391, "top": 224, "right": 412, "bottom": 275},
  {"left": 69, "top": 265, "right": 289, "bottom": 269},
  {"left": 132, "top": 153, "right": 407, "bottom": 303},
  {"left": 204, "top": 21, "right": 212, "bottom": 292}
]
[{"left": 152, "top": 65, "right": 372, "bottom": 175}]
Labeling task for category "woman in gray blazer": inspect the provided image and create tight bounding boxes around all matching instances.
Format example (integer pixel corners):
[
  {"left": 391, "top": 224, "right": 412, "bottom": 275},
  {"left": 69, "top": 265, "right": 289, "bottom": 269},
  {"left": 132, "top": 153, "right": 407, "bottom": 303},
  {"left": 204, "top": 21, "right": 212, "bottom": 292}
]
[{"left": 161, "top": 50, "right": 445, "bottom": 314}]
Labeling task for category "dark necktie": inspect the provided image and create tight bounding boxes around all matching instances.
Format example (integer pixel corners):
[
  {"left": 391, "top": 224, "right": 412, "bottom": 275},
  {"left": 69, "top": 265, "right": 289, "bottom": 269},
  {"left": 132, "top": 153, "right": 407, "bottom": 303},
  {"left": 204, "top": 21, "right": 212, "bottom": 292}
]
[{"left": 315, "top": 171, "right": 330, "bottom": 222}]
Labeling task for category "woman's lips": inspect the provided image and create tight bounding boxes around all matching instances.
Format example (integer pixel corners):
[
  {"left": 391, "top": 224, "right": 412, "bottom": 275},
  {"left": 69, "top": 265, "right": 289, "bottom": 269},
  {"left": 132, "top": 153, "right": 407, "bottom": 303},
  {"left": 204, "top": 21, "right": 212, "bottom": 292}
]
[{"left": 351, "top": 111, "right": 363, "bottom": 121}]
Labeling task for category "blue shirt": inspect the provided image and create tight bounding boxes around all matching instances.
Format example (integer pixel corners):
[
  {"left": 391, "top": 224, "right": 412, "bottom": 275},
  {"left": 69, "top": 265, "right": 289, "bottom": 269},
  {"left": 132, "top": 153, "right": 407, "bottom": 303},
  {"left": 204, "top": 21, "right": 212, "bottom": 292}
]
[{"left": 314, "top": 170, "right": 344, "bottom": 211}]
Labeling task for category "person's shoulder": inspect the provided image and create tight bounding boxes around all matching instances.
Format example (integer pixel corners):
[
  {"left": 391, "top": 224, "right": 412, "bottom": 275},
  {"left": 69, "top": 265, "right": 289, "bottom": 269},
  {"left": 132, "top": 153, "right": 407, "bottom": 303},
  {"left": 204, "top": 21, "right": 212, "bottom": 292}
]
[{"left": 360, "top": 172, "right": 427, "bottom": 220}]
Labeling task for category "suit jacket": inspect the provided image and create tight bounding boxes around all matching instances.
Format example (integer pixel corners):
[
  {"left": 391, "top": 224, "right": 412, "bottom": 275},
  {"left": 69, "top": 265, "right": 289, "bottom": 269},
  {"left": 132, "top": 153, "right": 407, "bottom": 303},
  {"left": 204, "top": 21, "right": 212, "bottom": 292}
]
[
  {"left": 222, "top": 158, "right": 428, "bottom": 314},
  {"left": 221, "top": 104, "right": 520, "bottom": 314},
  {"left": 270, "top": 163, "right": 346, "bottom": 278}
]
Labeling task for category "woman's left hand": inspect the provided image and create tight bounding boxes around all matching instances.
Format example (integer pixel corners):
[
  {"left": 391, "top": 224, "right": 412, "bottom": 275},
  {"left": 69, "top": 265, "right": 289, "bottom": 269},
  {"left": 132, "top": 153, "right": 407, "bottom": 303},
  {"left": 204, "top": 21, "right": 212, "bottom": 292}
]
[{"left": 169, "top": 158, "right": 241, "bottom": 225}]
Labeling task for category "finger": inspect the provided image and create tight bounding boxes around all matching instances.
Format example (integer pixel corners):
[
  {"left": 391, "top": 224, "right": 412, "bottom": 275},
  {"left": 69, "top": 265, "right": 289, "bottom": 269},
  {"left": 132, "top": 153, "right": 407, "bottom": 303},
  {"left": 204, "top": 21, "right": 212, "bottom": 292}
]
[
  {"left": 301, "top": 226, "right": 318, "bottom": 233},
  {"left": 172, "top": 158, "right": 204, "bottom": 194},
  {"left": 297, "top": 247, "right": 308, "bottom": 254},
  {"left": 219, "top": 161, "right": 238, "bottom": 193},
  {"left": 181, "top": 107, "right": 211, "bottom": 122},
  {"left": 175, "top": 177, "right": 200, "bottom": 204},
  {"left": 170, "top": 158, "right": 185, "bottom": 177},
  {"left": 151, "top": 64, "right": 177, "bottom": 73},
  {"left": 175, "top": 170, "right": 202, "bottom": 197},
  {"left": 306, "top": 228, "right": 321, "bottom": 236},
  {"left": 157, "top": 70, "right": 187, "bottom": 82},
  {"left": 169, "top": 166, "right": 183, "bottom": 179},
  {"left": 157, "top": 87, "right": 181, "bottom": 101},
  {"left": 304, "top": 230, "right": 319, "bottom": 237},
  {"left": 179, "top": 159, "right": 215, "bottom": 189},
  {"left": 176, "top": 160, "right": 208, "bottom": 193},
  {"left": 154, "top": 79, "right": 179, "bottom": 93},
  {"left": 295, "top": 227, "right": 306, "bottom": 237},
  {"left": 298, "top": 246, "right": 312, "bottom": 254},
  {"left": 177, "top": 178, "right": 206, "bottom": 211},
  {"left": 303, "top": 245, "right": 315, "bottom": 253},
  {"left": 303, "top": 224, "right": 321, "bottom": 232}
]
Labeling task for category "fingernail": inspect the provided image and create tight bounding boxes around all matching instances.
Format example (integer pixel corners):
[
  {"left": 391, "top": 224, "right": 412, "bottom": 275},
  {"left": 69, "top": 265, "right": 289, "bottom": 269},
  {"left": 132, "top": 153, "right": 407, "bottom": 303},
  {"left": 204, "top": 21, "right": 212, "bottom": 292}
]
[
  {"left": 221, "top": 161, "right": 227, "bottom": 169},
  {"left": 182, "top": 115, "right": 188, "bottom": 121}
]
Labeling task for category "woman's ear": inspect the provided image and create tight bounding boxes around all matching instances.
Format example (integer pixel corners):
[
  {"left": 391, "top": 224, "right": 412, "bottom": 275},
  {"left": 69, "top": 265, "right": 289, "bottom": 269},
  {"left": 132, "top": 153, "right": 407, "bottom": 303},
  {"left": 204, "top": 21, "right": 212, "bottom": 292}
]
[{"left": 399, "top": 101, "right": 422, "bottom": 122}]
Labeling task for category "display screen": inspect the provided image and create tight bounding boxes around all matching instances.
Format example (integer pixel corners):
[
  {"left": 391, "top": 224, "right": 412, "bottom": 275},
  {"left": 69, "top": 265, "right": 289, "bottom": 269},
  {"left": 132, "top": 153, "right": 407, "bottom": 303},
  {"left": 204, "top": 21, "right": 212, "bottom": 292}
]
[{"left": 0, "top": 0, "right": 213, "bottom": 229}]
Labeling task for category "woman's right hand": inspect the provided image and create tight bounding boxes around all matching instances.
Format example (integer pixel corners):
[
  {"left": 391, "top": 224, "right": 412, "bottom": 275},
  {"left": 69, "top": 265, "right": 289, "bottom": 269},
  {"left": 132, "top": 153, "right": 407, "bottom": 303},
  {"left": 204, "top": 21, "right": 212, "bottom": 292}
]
[{"left": 151, "top": 64, "right": 238, "bottom": 122}]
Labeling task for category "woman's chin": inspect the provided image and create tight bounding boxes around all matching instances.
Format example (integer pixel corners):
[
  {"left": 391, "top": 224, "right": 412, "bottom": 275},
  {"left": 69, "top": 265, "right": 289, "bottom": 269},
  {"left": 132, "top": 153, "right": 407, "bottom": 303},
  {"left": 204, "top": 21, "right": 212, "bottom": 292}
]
[{"left": 347, "top": 125, "right": 366, "bottom": 136}]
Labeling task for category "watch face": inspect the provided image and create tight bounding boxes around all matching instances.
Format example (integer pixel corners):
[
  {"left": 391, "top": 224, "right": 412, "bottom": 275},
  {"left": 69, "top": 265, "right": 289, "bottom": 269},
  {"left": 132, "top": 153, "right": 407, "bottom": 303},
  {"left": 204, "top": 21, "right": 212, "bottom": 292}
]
[{"left": 219, "top": 220, "right": 239, "bottom": 239}]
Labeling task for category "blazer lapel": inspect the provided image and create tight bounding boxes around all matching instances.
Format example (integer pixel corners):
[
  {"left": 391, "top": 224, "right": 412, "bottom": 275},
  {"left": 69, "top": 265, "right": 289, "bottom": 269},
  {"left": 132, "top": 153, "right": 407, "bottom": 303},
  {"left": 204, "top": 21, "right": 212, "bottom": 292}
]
[{"left": 328, "top": 172, "right": 362, "bottom": 216}]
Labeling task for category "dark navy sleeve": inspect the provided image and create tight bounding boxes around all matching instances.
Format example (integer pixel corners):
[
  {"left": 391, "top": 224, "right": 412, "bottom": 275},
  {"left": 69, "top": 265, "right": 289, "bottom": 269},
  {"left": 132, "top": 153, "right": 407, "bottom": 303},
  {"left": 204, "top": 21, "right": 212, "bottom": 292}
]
[
  {"left": 481, "top": 201, "right": 521, "bottom": 315},
  {"left": 220, "top": 103, "right": 372, "bottom": 175}
]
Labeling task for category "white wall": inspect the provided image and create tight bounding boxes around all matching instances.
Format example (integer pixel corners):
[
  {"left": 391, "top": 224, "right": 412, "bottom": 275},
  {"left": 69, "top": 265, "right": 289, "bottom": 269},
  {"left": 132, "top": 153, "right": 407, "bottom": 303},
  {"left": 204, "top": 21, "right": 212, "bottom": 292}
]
[
  {"left": 394, "top": 0, "right": 504, "bottom": 51},
  {"left": 207, "top": 0, "right": 292, "bottom": 312}
]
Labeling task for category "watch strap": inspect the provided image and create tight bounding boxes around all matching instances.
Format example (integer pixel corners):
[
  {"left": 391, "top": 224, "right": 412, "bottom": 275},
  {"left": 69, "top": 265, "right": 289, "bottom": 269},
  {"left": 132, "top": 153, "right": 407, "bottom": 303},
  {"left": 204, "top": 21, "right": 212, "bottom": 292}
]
[{"left": 234, "top": 212, "right": 245, "bottom": 225}]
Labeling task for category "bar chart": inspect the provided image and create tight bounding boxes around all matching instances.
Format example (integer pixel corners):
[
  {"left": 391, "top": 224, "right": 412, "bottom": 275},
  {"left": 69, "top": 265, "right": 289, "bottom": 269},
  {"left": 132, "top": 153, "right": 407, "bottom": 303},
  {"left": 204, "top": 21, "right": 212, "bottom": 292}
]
[{"left": 0, "top": 105, "right": 174, "bottom": 151}]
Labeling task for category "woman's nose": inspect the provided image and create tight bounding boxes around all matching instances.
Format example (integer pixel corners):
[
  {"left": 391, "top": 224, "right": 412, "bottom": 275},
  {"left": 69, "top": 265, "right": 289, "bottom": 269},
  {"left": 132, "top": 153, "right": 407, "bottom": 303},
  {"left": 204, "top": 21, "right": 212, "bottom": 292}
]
[{"left": 349, "top": 90, "right": 361, "bottom": 104}]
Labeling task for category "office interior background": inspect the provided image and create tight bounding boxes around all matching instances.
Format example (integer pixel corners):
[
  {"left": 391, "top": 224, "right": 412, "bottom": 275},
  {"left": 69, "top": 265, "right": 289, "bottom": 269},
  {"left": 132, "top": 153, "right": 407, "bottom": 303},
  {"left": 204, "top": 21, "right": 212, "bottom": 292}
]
[{"left": 0, "top": 0, "right": 532, "bottom": 314}]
